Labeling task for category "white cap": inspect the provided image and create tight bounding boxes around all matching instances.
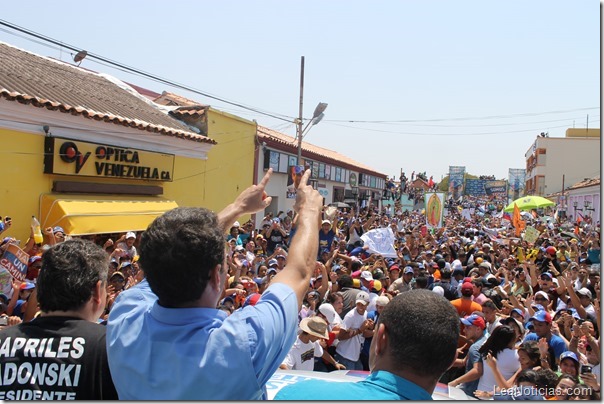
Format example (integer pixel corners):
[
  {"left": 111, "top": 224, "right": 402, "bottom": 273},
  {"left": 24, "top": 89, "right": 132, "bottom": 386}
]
[
  {"left": 233, "top": 221, "right": 240, "bottom": 228},
  {"left": 360, "top": 271, "right": 373, "bottom": 281},
  {"left": 126, "top": 231, "right": 136, "bottom": 239},
  {"left": 355, "top": 291, "right": 370, "bottom": 305},
  {"left": 433, "top": 286, "right": 445, "bottom": 297},
  {"left": 318, "top": 303, "right": 337, "bottom": 324},
  {"left": 376, "top": 296, "right": 390, "bottom": 307}
]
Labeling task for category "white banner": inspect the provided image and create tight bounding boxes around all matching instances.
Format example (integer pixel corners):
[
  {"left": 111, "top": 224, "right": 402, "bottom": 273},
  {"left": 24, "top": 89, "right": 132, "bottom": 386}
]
[{"left": 360, "top": 227, "right": 398, "bottom": 258}]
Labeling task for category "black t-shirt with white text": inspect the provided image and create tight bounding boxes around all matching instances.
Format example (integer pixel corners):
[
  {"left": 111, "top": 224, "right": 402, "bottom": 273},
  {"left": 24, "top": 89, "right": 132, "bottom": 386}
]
[{"left": 0, "top": 316, "right": 117, "bottom": 400}]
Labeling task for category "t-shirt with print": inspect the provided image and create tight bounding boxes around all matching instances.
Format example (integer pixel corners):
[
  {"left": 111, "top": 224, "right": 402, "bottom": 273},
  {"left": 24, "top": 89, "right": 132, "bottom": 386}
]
[
  {"left": 281, "top": 337, "right": 323, "bottom": 371},
  {"left": 0, "top": 316, "right": 118, "bottom": 400}
]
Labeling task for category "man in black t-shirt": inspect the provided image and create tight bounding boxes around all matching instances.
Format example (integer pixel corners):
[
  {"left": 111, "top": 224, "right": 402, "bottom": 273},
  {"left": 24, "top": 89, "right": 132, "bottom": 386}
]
[{"left": 0, "top": 239, "right": 117, "bottom": 400}]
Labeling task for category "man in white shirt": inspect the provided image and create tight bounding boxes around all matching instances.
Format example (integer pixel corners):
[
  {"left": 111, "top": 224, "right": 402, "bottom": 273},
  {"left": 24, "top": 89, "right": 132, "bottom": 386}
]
[
  {"left": 334, "top": 291, "right": 374, "bottom": 370},
  {"left": 280, "top": 317, "right": 341, "bottom": 371}
]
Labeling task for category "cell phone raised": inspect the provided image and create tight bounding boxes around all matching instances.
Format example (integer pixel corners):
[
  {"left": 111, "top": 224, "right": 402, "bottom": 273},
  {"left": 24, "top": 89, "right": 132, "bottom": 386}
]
[{"left": 580, "top": 365, "right": 592, "bottom": 374}]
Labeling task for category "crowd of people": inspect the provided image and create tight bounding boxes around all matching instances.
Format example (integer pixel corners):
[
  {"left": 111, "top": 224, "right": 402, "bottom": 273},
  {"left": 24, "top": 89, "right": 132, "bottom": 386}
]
[{"left": 0, "top": 168, "right": 600, "bottom": 400}]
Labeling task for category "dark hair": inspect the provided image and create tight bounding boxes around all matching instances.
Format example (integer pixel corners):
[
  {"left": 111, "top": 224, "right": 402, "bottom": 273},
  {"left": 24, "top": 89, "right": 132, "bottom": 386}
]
[
  {"left": 140, "top": 207, "right": 225, "bottom": 307},
  {"left": 534, "top": 369, "right": 559, "bottom": 390},
  {"left": 515, "top": 369, "right": 538, "bottom": 386},
  {"left": 518, "top": 340, "right": 541, "bottom": 368},
  {"left": 350, "top": 260, "right": 363, "bottom": 272},
  {"left": 337, "top": 275, "right": 353, "bottom": 289},
  {"left": 482, "top": 299, "right": 497, "bottom": 311},
  {"left": 478, "top": 325, "right": 515, "bottom": 358},
  {"left": 37, "top": 239, "right": 108, "bottom": 312},
  {"left": 414, "top": 276, "right": 428, "bottom": 289},
  {"left": 379, "top": 290, "right": 459, "bottom": 378},
  {"left": 326, "top": 291, "right": 343, "bottom": 305}
]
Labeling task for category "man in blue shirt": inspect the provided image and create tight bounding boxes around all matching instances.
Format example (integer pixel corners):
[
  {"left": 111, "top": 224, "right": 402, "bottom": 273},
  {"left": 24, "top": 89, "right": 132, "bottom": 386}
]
[
  {"left": 523, "top": 310, "right": 568, "bottom": 366},
  {"left": 448, "top": 314, "right": 487, "bottom": 398},
  {"left": 275, "top": 290, "right": 460, "bottom": 400},
  {"left": 106, "top": 168, "right": 324, "bottom": 400}
]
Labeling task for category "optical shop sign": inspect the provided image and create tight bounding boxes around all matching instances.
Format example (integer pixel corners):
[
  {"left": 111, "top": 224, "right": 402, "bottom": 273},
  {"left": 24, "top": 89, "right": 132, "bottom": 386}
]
[{"left": 44, "top": 137, "right": 175, "bottom": 181}]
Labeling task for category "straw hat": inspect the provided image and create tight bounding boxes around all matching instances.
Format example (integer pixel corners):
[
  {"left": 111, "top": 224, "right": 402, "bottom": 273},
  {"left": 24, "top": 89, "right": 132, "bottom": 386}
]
[{"left": 299, "top": 317, "right": 329, "bottom": 339}]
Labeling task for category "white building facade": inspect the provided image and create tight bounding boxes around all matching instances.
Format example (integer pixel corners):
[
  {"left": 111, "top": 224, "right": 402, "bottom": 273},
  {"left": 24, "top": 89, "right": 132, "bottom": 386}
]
[{"left": 524, "top": 129, "right": 600, "bottom": 196}]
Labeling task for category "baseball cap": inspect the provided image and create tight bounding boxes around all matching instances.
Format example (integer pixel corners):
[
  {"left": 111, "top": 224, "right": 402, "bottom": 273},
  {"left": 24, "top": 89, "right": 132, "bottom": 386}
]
[
  {"left": 52, "top": 226, "right": 65, "bottom": 234},
  {"left": 233, "top": 221, "right": 240, "bottom": 228},
  {"left": 376, "top": 296, "right": 390, "bottom": 307},
  {"left": 389, "top": 265, "right": 400, "bottom": 272},
  {"left": 267, "top": 267, "right": 277, "bottom": 275},
  {"left": 559, "top": 351, "right": 579, "bottom": 364},
  {"left": 28, "top": 256, "right": 42, "bottom": 265},
  {"left": 545, "top": 246, "right": 557, "bottom": 255},
  {"left": 461, "top": 314, "right": 486, "bottom": 330},
  {"left": 403, "top": 266, "right": 414, "bottom": 275},
  {"left": 110, "top": 271, "right": 125, "bottom": 280},
  {"left": 529, "top": 310, "right": 552, "bottom": 324},
  {"left": 20, "top": 282, "right": 36, "bottom": 290},
  {"left": 511, "top": 308, "right": 525, "bottom": 319},
  {"left": 360, "top": 271, "right": 373, "bottom": 281},
  {"left": 461, "top": 282, "right": 473, "bottom": 292},
  {"left": 120, "top": 261, "right": 132, "bottom": 269},
  {"left": 320, "top": 248, "right": 330, "bottom": 255},
  {"left": 540, "top": 272, "right": 553, "bottom": 280},
  {"left": 372, "top": 280, "right": 382, "bottom": 292},
  {"left": 576, "top": 287, "right": 592, "bottom": 299},
  {"left": 318, "top": 303, "right": 337, "bottom": 324},
  {"left": 355, "top": 291, "right": 370, "bottom": 305},
  {"left": 501, "top": 316, "right": 525, "bottom": 335},
  {"left": 125, "top": 231, "right": 136, "bottom": 239},
  {"left": 268, "top": 259, "right": 278, "bottom": 267},
  {"left": 417, "top": 263, "right": 425, "bottom": 270},
  {"left": 276, "top": 254, "right": 286, "bottom": 260},
  {"left": 534, "top": 291, "right": 550, "bottom": 301},
  {"left": 321, "top": 220, "right": 331, "bottom": 226},
  {"left": 255, "top": 234, "right": 264, "bottom": 240}
]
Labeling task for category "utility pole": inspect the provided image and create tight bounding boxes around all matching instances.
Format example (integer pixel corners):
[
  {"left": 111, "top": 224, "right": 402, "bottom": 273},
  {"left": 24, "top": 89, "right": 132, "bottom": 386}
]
[{"left": 296, "top": 56, "right": 305, "bottom": 165}]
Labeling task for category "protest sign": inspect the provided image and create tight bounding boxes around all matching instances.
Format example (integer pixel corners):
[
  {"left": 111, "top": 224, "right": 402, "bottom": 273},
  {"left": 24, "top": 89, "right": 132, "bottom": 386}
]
[{"left": 0, "top": 243, "right": 29, "bottom": 282}]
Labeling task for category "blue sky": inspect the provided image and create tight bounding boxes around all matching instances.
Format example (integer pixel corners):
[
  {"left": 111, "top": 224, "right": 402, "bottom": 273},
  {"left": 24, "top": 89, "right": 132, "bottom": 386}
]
[{"left": 1, "top": 0, "right": 600, "bottom": 181}]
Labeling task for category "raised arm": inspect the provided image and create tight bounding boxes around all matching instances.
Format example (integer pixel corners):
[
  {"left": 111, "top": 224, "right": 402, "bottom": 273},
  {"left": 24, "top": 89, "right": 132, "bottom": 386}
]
[{"left": 271, "top": 170, "right": 323, "bottom": 308}]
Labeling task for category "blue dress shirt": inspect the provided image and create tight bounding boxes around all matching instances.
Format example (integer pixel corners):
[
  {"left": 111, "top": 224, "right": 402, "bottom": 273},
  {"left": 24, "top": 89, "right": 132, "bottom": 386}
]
[{"left": 106, "top": 279, "right": 298, "bottom": 400}]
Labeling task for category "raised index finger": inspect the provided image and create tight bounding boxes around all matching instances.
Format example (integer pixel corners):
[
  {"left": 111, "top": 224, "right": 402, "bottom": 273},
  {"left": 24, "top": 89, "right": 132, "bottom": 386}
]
[
  {"left": 297, "top": 169, "right": 311, "bottom": 189},
  {"left": 258, "top": 168, "right": 273, "bottom": 189}
]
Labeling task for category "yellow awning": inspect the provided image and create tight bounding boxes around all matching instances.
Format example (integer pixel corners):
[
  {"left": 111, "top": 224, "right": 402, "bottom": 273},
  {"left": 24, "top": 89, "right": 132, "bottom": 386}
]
[{"left": 40, "top": 194, "right": 179, "bottom": 236}]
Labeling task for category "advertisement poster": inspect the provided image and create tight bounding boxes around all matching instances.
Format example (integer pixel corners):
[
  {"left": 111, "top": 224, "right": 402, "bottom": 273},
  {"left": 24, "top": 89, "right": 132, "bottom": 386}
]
[
  {"left": 0, "top": 243, "right": 29, "bottom": 282},
  {"left": 425, "top": 192, "right": 445, "bottom": 229},
  {"left": 448, "top": 166, "right": 466, "bottom": 200},
  {"left": 286, "top": 165, "right": 305, "bottom": 199}
]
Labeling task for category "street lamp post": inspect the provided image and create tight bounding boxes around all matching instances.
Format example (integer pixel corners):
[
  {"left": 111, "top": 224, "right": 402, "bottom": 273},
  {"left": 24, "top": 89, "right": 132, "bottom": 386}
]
[
  {"left": 295, "top": 56, "right": 327, "bottom": 165},
  {"left": 573, "top": 201, "right": 578, "bottom": 221}
]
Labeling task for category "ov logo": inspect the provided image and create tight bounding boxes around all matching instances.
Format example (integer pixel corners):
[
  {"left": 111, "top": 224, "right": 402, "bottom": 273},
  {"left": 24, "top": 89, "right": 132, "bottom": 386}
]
[{"left": 59, "top": 142, "right": 91, "bottom": 174}]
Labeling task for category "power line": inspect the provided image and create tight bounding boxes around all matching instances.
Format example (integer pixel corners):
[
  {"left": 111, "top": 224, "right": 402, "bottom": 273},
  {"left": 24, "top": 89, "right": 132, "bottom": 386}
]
[
  {"left": 0, "top": 19, "right": 296, "bottom": 124},
  {"left": 325, "top": 107, "right": 599, "bottom": 123}
]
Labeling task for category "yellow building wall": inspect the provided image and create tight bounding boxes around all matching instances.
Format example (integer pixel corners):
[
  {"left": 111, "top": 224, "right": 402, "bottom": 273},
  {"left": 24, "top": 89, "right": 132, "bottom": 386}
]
[
  {"left": 199, "top": 108, "right": 257, "bottom": 223},
  {"left": 0, "top": 128, "right": 209, "bottom": 241},
  {"left": 1, "top": 107, "right": 257, "bottom": 241},
  {"left": 566, "top": 128, "right": 600, "bottom": 138}
]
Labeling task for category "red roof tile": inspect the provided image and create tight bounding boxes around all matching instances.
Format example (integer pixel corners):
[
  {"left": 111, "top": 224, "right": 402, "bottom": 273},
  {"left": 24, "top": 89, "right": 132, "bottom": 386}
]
[
  {"left": 257, "top": 125, "right": 386, "bottom": 178},
  {"left": 0, "top": 42, "right": 215, "bottom": 145}
]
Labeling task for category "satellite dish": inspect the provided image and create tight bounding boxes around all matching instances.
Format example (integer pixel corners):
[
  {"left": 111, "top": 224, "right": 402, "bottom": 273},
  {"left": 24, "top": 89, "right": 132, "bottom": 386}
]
[{"left": 73, "top": 50, "right": 88, "bottom": 65}]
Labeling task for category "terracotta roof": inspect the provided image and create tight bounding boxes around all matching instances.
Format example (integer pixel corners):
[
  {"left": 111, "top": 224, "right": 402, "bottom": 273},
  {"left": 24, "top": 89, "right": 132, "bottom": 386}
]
[
  {"left": 0, "top": 42, "right": 215, "bottom": 144},
  {"left": 567, "top": 176, "right": 600, "bottom": 190},
  {"left": 153, "top": 91, "right": 209, "bottom": 109},
  {"left": 546, "top": 176, "right": 600, "bottom": 198},
  {"left": 257, "top": 125, "right": 386, "bottom": 178}
]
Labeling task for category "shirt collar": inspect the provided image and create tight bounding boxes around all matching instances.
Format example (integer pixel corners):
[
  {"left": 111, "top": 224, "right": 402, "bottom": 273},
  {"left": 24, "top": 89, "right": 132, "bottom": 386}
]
[
  {"left": 365, "top": 370, "right": 432, "bottom": 400},
  {"left": 150, "top": 301, "right": 227, "bottom": 326}
]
